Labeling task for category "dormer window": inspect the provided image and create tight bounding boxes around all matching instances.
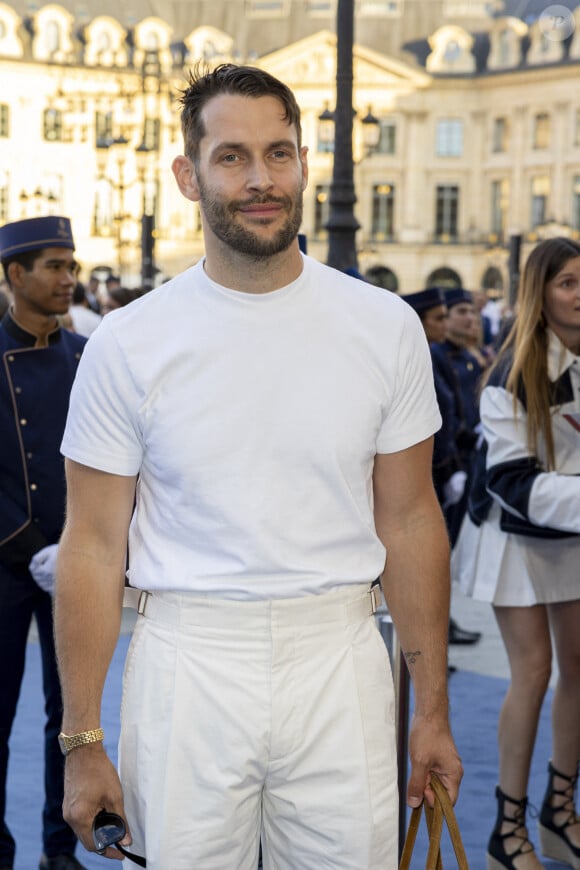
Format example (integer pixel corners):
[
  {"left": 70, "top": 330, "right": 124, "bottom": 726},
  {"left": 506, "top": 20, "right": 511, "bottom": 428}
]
[
  {"left": 145, "top": 32, "right": 159, "bottom": 50},
  {"left": 46, "top": 20, "right": 60, "bottom": 54},
  {"left": 487, "top": 17, "right": 527, "bottom": 71},
  {"left": 444, "top": 40, "right": 461, "bottom": 62},
  {"left": 97, "top": 31, "right": 111, "bottom": 53},
  {"left": 426, "top": 25, "right": 475, "bottom": 73},
  {"left": 498, "top": 29, "right": 511, "bottom": 65},
  {"left": 84, "top": 17, "right": 128, "bottom": 67}
]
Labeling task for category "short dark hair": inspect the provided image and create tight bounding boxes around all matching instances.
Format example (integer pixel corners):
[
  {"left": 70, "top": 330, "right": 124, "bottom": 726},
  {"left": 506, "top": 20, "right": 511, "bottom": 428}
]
[
  {"left": 177, "top": 63, "right": 302, "bottom": 162},
  {"left": 1, "top": 249, "right": 41, "bottom": 288}
]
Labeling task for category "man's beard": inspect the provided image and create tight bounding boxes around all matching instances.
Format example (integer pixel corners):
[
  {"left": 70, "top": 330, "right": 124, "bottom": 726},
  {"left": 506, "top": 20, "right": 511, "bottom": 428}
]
[{"left": 198, "top": 181, "right": 304, "bottom": 259}]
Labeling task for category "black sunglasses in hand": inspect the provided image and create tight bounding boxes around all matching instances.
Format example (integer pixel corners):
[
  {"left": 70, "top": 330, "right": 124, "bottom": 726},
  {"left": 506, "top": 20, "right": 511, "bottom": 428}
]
[{"left": 92, "top": 809, "right": 147, "bottom": 867}]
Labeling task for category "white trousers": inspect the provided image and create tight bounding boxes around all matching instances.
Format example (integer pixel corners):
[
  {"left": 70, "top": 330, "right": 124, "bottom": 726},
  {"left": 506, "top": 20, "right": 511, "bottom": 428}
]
[{"left": 118, "top": 585, "right": 398, "bottom": 869}]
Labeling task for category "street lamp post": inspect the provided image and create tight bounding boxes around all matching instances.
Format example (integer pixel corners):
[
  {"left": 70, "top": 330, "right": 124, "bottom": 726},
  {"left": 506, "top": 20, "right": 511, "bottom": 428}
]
[
  {"left": 96, "top": 134, "right": 155, "bottom": 287},
  {"left": 326, "top": 0, "right": 359, "bottom": 273},
  {"left": 136, "top": 141, "right": 155, "bottom": 291}
]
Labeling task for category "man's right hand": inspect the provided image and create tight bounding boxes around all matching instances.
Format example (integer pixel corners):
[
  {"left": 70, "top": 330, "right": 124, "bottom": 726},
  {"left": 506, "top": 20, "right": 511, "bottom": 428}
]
[{"left": 63, "top": 743, "right": 133, "bottom": 860}]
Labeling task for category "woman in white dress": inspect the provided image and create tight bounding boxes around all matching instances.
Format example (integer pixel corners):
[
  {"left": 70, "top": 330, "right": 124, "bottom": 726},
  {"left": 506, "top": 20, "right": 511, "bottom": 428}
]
[{"left": 452, "top": 237, "right": 580, "bottom": 870}]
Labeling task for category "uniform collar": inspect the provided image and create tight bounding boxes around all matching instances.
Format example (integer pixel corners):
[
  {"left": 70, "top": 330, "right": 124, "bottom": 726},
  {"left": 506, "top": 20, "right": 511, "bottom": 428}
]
[
  {"left": 1, "top": 308, "right": 62, "bottom": 347},
  {"left": 547, "top": 328, "right": 579, "bottom": 382}
]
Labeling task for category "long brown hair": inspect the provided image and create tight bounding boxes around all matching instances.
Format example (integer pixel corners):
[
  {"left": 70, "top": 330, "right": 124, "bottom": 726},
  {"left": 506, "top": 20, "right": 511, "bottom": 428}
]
[{"left": 490, "top": 236, "right": 580, "bottom": 469}]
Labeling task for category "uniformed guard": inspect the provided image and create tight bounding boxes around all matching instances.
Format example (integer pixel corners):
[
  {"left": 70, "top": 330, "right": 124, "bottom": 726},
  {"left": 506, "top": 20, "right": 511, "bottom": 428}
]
[
  {"left": 430, "top": 288, "right": 484, "bottom": 549},
  {"left": 404, "top": 286, "right": 481, "bottom": 647},
  {"left": 0, "top": 216, "right": 87, "bottom": 870}
]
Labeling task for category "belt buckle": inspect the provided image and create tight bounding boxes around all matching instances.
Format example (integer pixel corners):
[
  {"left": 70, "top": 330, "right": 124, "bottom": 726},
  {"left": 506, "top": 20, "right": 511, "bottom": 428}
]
[
  {"left": 369, "top": 584, "right": 381, "bottom": 614},
  {"left": 137, "top": 590, "right": 151, "bottom": 616}
]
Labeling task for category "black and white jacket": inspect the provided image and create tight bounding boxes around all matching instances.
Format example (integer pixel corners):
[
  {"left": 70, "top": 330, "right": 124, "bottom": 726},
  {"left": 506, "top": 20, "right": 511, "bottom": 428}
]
[{"left": 467, "top": 330, "right": 580, "bottom": 540}]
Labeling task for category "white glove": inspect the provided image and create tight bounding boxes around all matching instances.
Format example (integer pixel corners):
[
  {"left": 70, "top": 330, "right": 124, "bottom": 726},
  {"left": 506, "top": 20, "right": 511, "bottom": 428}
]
[
  {"left": 443, "top": 470, "right": 468, "bottom": 508},
  {"left": 28, "top": 544, "right": 59, "bottom": 595}
]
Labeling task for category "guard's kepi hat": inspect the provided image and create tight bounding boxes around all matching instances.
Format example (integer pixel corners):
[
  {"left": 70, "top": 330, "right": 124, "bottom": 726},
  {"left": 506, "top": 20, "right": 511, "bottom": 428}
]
[
  {"left": 402, "top": 286, "right": 446, "bottom": 313},
  {"left": 0, "top": 216, "right": 75, "bottom": 260},
  {"left": 444, "top": 287, "right": 473, "bottom": 309}
]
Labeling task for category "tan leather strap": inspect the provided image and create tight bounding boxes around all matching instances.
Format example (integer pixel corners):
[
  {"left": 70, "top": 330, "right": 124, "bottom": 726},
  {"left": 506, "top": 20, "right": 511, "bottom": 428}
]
[{"left": 399, "top": 773, "right": 469, "bottom": 870}]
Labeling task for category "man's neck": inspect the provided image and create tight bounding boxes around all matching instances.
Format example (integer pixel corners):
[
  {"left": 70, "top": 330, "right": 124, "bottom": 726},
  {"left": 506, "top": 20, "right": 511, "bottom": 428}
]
[
  {"left": 11, "top": 305, "right": 59, "bottom": 347},
  {"left": 203, "top": 240, "right": 304, "bottom": 294}
]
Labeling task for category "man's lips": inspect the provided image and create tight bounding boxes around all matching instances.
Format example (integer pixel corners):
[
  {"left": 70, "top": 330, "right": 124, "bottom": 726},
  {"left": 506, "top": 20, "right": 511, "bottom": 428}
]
[{"left": 238, "top": 202, "right": 283, "bottom": 216}]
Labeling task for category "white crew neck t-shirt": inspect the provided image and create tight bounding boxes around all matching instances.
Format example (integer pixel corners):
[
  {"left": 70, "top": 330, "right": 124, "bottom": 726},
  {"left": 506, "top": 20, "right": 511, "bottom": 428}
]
[{"left": 62, "top": 255, "right": 441, "bottom": 599}]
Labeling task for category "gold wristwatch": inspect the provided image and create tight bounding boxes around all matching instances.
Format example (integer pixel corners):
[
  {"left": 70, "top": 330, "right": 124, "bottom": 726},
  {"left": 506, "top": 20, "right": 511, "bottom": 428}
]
[{"left": 58, "top": 728, "right": 104, "bottom": 756}]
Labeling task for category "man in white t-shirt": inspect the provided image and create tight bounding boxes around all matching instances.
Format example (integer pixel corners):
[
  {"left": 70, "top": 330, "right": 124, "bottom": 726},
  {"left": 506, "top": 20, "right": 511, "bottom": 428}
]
[{"left": 54, "top": 64, "right": 462, "bottom": 869}]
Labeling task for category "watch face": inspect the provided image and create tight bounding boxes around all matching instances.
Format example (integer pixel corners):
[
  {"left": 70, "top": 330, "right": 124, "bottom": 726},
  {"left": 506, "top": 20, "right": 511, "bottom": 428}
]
[{"left": 58, "top": 733, "right": 68, "bottom": 756}]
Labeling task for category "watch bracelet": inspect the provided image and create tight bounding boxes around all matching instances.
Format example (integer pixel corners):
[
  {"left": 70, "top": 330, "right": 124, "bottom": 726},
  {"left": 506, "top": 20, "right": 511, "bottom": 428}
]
[{"left": 63, "top": 727, "right": 104, "bottom": 750}]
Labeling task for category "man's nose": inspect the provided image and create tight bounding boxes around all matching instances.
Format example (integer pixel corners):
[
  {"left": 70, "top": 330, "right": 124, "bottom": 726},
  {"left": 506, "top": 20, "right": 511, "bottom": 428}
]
[{"left": 246, "top": 159, "right": 274, "bottom": 191}]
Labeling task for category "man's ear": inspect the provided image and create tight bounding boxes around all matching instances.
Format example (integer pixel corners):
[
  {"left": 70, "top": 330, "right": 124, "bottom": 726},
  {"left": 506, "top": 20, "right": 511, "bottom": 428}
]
[
  {"left": 6, "top": 261, "right": 24, "bottom": 289},
  {"left": 300, "top": 145, "right": 309, "bottom": 192},
  {"left": 172, "top": 155, "right": 200, "bottom": 202}
]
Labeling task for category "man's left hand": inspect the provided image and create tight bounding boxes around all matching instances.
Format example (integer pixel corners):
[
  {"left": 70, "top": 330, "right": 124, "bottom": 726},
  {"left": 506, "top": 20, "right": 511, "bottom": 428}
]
[
  {"left": 28, "top": 544, "right": 59, "bottom": 595},
  {"left": 406, "top": 712, "right": 463, "bottom": 809}
]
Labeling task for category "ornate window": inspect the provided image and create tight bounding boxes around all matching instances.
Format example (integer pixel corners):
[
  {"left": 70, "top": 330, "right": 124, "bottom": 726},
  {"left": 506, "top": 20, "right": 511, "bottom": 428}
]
[
  {"left": 0, "top": 170, "right": 8, "bottom": 222},
  {"left": 481, "top": 266, "right": 504, "bottom": 292},
  {"left": 376, "top": 120, "right": 396, "bottom": 155},
  {"left": 0, "top": 104, "right": 9, "bottom": 138},
  {"left": 426, "top": 266, "right": 462, "bottom": 288},
  {"left": 436, "top": 119, "right": 463, "bottom": 157},
  {"left": 143, "top": 118, "right": 161, "bottom": 152},
  {"left": 487, "top": 18, "right": 527, "bottom": 71},
  {"left": 530, "top": 175, "right": 550, "bottom": 226},
  {"left": 533, "top": 113, "right": 550, "bottom": 150},
  {"left": 358, "top": 0, "right": 403, "bottom": 15},
  {"left": 32, "top": 7, "right": 74, "bottom": 62},
  {"left": 574, "top": 109, "right": 580, "bottom": 146},
  {"left": 435, "top": 185, "right": 459, "bottom": 240},
  {"left": 490, "top": 179, "right": 509, "bottom": 238},
  {"left": 426, "top": 24, "right": 475, "bottom": 73},
  {"left": 443, "top": 0, "right": 489, "bottom": 14},
  {"left": 572, "top": 176, "right": 580, "bottom": 230},
  {"left": 314, "top": 184, "right": 330, "bottom": 237},
  {"left": 45, "top": 19, "right": 61, "bottom": 54},
  {"left": 95, "top": 111, "right": 113, "bottom": 144},
  {"left": 492, "top": 117, "right": 509, "bottom": 153},
  {"left": 364, "top": 265, "right": 398, "bottom": 292},
  {"left": 245, "top": 0, "right": 289, "bottom": 16},
  {"left": 92, "top": 178, "right": 113, "bottom": 235},
  {"left": 306, "top": 0, "right": 336, "bottom": 14},
  {"left": 43, "top": 108, "right": 63, "bottom": 142},
  {"left": 371, "top": 183, "right": 395, "bottom": 240},
  {"left": 84, "top": 17, "right": 128, "bottom": 67}
]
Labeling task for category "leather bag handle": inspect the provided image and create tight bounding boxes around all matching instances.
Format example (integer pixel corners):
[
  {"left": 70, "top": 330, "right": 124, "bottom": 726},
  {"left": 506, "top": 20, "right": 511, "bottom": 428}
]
[{"left": 399, "top": 773, "right": 469, "bottom": 870}]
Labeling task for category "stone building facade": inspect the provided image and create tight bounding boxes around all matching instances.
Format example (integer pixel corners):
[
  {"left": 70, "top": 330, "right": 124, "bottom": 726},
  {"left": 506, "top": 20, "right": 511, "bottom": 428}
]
[{"left": 0, "top": 0, "right": 579, "bottom": 295}]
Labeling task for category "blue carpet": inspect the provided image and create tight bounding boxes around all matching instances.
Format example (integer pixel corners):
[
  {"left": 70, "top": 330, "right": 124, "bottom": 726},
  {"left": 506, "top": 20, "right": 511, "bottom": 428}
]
[{"left": 7, "top": 636, "right": 563, "bottom": 869}]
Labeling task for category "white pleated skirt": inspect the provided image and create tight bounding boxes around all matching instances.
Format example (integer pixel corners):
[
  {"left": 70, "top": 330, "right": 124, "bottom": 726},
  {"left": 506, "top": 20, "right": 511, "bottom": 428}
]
[{"left": 452, "top": 502, "right": 580, "bottom": 607}]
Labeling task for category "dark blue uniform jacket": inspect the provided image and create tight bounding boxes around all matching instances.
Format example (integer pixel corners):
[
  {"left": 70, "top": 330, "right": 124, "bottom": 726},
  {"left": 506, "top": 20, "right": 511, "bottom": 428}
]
[{"left": 0, "top": 311, "right": 86, "bottom": 567}]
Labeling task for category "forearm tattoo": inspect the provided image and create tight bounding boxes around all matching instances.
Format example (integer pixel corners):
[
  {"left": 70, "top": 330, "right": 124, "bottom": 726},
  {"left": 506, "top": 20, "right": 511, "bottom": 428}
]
[{"left": 403, "top": 649, "right": 422, "bottom": 666}]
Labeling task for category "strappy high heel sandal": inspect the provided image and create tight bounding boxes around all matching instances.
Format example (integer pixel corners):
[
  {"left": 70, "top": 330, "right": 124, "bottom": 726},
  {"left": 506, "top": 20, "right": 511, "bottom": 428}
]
[
  {"left": 538, "top": 761, "right": 580, "bottom": 870},
  {"left": 487, "top": 785, "right": 538, "bottom": 870}
]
